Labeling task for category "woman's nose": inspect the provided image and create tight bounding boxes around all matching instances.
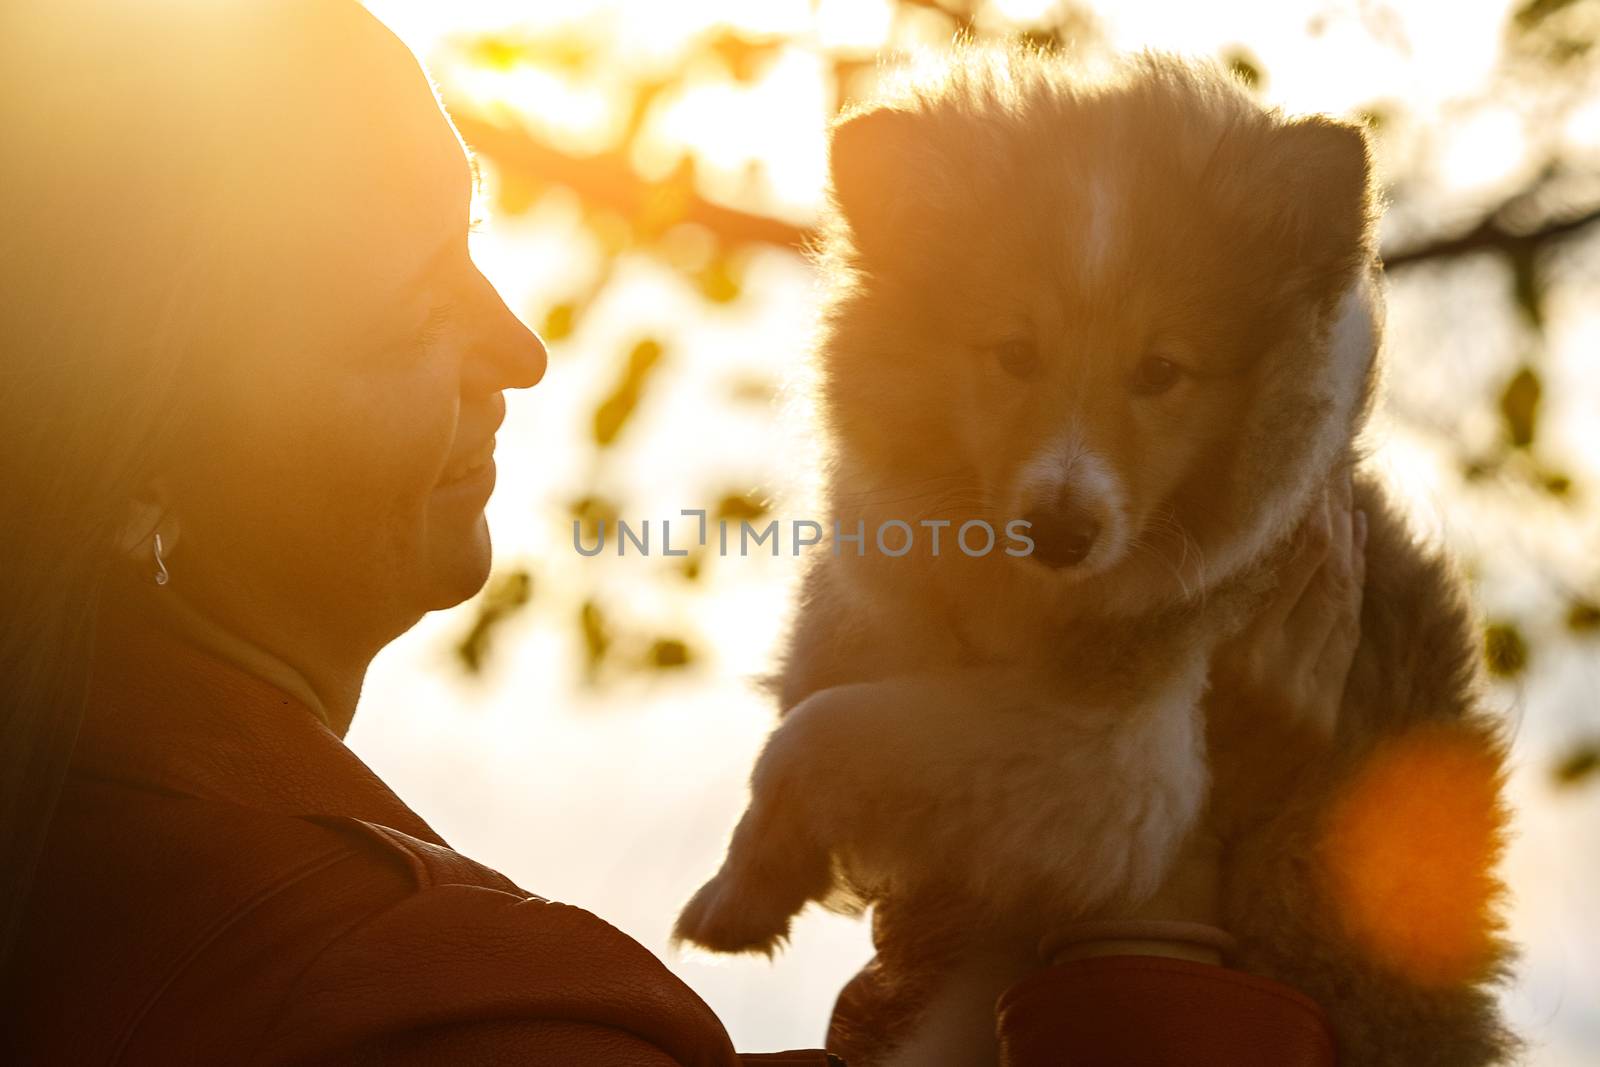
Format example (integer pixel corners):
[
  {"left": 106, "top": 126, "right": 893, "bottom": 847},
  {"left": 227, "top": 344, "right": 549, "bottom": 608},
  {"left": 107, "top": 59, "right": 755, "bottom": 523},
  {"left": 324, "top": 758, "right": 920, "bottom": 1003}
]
[
  {"left": 466, "top": 268, "right": 547, "bottom": 391},
  {"left": 506, "top": 318, "right": 548, "bottom": 389}
]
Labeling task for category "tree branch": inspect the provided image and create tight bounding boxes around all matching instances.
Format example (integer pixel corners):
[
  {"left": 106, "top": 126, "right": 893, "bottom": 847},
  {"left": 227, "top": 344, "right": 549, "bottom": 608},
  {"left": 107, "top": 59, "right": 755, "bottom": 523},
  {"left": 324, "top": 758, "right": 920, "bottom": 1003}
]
[
  {"left": 456, "top": 109, "right": 1600, "bottom": 271},
  {"left": 452, "top": 114, "right": 810, "bottom": 251},
  {"left": 1381, "top": 203, "right": 1600, "bottom": 271}
]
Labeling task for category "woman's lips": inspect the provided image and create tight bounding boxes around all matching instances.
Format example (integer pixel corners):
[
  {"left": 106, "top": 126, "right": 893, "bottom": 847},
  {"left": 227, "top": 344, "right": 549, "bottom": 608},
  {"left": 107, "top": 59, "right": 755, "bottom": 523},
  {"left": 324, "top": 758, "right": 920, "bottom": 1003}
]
[{"left": 438, "top": 437, "right": 496, "bottom": 488}]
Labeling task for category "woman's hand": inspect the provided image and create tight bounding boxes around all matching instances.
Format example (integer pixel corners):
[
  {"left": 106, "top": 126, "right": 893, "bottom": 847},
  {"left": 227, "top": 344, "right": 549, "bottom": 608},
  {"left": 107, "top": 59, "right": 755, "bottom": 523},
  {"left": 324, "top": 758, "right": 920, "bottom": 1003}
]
[
  {"left": 1048, "top": 473, "right": 1369, "bottom": 963},
  {"left": 1207, "top": 471, "right": 1368, "bottom": 835},
  {"left": 1212, "top": 471, "right": 1368, "bottom": 750}
]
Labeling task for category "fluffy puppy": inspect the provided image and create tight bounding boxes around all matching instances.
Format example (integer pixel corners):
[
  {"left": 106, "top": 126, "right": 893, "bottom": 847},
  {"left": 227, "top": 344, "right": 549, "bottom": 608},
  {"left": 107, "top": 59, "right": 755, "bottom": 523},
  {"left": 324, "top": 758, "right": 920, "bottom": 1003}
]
[{"left": 676, "top": 49, "right": 1513, "bottom": 1067}]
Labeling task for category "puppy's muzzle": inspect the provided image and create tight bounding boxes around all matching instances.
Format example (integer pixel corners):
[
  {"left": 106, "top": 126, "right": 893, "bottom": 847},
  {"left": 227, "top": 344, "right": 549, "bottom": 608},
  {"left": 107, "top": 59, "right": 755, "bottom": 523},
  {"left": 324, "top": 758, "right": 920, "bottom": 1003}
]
[{"left": 1022, "top": 493, "right": 1101, "bottom": 568}]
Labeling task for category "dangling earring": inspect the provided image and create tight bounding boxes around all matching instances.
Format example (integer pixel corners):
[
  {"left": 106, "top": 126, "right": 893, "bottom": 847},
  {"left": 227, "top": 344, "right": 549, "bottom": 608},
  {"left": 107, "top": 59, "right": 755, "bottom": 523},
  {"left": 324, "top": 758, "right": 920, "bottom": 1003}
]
[{"left": 153, "top": 532, "right": 170, "bottom": 586}]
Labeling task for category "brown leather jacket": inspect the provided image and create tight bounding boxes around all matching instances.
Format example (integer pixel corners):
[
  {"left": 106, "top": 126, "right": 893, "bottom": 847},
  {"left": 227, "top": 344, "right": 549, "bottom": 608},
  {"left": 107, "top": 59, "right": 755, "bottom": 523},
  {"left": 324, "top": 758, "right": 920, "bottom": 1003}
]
[{"left": 9, "top": 606, "right": 1336, "bottom": 1065}]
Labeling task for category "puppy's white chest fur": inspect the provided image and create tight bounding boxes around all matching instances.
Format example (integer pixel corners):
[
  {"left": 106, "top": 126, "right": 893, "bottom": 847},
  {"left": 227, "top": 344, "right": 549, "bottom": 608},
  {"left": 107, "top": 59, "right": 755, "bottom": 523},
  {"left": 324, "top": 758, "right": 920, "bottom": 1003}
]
[
  {"left": 672, "top": 627, "right": 1214, "bottom": 960},
  {"left": 807, "top": 643, "right": 1214, "bottom": 919}
]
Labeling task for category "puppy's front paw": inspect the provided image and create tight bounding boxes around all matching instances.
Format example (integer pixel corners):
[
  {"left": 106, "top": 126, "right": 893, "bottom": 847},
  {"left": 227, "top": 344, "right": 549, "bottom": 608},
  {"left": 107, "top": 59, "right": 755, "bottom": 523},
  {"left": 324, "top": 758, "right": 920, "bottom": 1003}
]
[{"left": 673, "top": 867, "right": 799, "bottom": 957}]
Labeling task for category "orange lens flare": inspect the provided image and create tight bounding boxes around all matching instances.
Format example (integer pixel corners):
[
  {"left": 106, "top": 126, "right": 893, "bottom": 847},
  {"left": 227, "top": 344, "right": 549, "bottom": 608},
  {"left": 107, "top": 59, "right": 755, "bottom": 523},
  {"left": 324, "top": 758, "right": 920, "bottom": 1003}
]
[{"left": 1320, "top": 721, "right": 1508, "bottom": 987}]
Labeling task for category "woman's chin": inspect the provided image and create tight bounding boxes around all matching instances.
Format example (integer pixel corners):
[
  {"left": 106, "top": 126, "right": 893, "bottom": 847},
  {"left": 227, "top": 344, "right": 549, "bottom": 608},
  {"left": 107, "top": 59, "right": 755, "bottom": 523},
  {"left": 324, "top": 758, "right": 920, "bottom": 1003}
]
[{"left": 425, "top": 517, "right": 495, "bottom": 611}]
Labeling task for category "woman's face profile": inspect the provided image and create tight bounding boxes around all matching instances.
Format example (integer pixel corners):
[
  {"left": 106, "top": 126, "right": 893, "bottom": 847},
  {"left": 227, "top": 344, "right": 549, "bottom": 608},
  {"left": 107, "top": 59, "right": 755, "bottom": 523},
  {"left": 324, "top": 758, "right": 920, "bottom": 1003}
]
[{"left": 155, "top": 6, "right": 546, "bottom": 650}]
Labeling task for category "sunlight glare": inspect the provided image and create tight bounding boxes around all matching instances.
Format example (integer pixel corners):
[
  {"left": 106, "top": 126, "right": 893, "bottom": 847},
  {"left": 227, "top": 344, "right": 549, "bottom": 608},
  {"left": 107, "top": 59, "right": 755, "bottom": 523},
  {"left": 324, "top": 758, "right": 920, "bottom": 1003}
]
[
  {"left": 1321, "top": 722, "right": 1508, "bottom": 987},
  {"left": 1435, "top": 104, "right": 1531, "bottom": 196},
  {"left": 813, "top": 0, "right": 895, "bottom": 50}
]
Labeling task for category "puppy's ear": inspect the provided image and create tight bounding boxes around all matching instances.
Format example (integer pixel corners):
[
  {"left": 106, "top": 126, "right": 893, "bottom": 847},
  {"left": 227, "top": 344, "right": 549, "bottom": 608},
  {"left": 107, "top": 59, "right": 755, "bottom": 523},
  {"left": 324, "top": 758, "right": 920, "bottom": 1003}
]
[
  {"left": 828, "top": 106, "right": 940, "bottom": 261},
  {"left": 1235, "top": 116, "right": 1373, "bottom": 289},
  {"left": 1280, "top": 117, "right": 1372, "bottom": 264}
]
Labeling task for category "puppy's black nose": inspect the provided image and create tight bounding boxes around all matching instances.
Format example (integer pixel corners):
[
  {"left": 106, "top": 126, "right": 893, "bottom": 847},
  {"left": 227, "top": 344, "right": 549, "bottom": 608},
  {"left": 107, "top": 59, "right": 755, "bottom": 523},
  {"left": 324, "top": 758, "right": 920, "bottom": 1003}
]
[{"left": 1021, "top": 500, "right": 1101, "bottom": 568}]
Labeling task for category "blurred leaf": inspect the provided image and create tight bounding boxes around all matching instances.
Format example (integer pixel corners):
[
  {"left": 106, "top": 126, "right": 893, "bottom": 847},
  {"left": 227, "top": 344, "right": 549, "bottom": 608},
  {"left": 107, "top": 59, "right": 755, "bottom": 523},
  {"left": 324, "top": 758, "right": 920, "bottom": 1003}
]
[
  {"left": 494, "top": 168, "right": 542, "bottom": 215},
  {"left": 1509, "top": 248, "right": 1545, "bottom": 329},
  {"left": 530, "top": 36, "right": 596, "bottom": 74},
  {"left": 542, "top": 302, "right": 577, "bottom": 342},
  {"left": 1498, "top": 364, "right": 1542, "bottom": 449},
  {"left": 570, "top": 494, "right": 620, "bottom": 545},
  {"left": 593, "top": 394, "right": 634, "bottom": 448},
  {"left": 627, "top": 337, "right": 665, "bottom": 376},
  {"left": 463, "top": 33, "right": 595, "bottom": 74},
  {"left": 1222, "top": 47, "right": 1265, "bottom": 90},
  {"left": 715, "top": 491, "right": 769, "bottom": 523},
  {"left": 1567, "top": 597, "right": 1600, "bottom": 633},
  {"left": 570, "top": 493, "right": 620, "bottom": 524},
  {"left": 1507, "top": 0, "right": 1598, "bottom": 63},
  {"left": 646, "top": 637, "right": 693, "bottom": 669},
  {"left": 1553, "top": 743, "right": 1600, "bottom": 788},
  {"left": 1484, "top": 621, "right": 1530, "bottom": 678},
  {"left": 704, "top": 31, "right": 784, "bottom": 83},
  {"left": 454, "top": 569, "right": 534, "bottom": 675},
  {"left": 1547, "top": 35, "right": 1595, "bottom": 62},
  {"left": 1539, "top": 468, "right": 1573, "bottom": 496},
  {"left": 592, "top": 339, "right": 666, "bottom": 447},
  {"left": 1462, "top": 455, "right": 1498, "bottom": 482},
  {"left": 580, "top": 598, "right": 610, "bottom": 676},
  {"left": 697, "top": 257, "right": 742, "bottom": 303},
  {"left": 679, "top": 547, "right": 706, "bottom": 581},
  {"left": 1512, "top": 0, "right": 1585, "bottom": 32},
  {"left": 466, "top": 36, "right": 524, "bottom": 72},
  {"left": 1015, "top": 28, "right": 1061, "bottom": 52},
  {"left": 728, "top": 376, "right": 777, "bottom": 404},
  {"left": 1354, "top": 105, "right": 1391, "bottom": 132},
  {"left": 491, "top": 569, "right": 534, "bottom": 608}
]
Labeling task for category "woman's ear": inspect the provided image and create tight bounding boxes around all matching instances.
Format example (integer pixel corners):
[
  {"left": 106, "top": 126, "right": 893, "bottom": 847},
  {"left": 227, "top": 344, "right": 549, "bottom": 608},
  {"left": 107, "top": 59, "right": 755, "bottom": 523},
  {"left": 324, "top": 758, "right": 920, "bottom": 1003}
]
[{"left": 116, "top": 483, "right": 180, "bottom": 571}]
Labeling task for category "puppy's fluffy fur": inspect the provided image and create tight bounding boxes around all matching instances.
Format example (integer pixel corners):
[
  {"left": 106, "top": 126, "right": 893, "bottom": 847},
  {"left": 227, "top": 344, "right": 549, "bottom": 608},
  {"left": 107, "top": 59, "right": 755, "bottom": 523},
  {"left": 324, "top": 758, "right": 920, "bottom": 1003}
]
[{"left": 676, "top": 50, "right": 1513, "bottom": 1066}]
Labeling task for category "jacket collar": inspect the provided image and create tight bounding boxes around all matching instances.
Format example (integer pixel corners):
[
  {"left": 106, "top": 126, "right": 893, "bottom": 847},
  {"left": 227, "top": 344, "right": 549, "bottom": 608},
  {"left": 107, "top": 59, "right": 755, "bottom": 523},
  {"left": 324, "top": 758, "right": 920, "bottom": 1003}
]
[{"left": 73, "top": 598, "right": 445, "bottom": 846}]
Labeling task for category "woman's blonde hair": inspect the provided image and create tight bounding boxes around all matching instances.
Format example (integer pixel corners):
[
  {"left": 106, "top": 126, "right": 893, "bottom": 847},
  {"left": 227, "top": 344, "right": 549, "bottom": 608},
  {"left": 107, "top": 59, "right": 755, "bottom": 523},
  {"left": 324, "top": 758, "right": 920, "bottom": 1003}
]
[{"left": 0, "top": 0, "right": 333, "bottom": 971}]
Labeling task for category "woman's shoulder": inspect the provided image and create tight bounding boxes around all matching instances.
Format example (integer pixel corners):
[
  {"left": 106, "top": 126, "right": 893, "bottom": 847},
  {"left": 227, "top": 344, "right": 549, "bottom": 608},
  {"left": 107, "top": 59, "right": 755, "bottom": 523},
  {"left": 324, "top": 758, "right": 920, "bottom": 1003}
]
[
  {"left": 253, "top": 840, "right": 740, "bottom": 1065},
  {"left": 14, "top": 774, "right": 738, "bottom": 1065},
  {"left": 10, "top": 774, "right": 438, "bottom": 1060}
]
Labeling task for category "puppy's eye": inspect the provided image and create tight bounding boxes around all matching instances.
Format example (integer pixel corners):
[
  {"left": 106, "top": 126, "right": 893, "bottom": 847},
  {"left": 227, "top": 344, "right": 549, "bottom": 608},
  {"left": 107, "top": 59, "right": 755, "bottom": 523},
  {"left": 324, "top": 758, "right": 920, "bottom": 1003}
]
[
  {"left": 1130, "top": 355, "right": 1182, "bottom": 396},
  {"left": 994, "top": 338, "right": 1039, "bottom": 379}
]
